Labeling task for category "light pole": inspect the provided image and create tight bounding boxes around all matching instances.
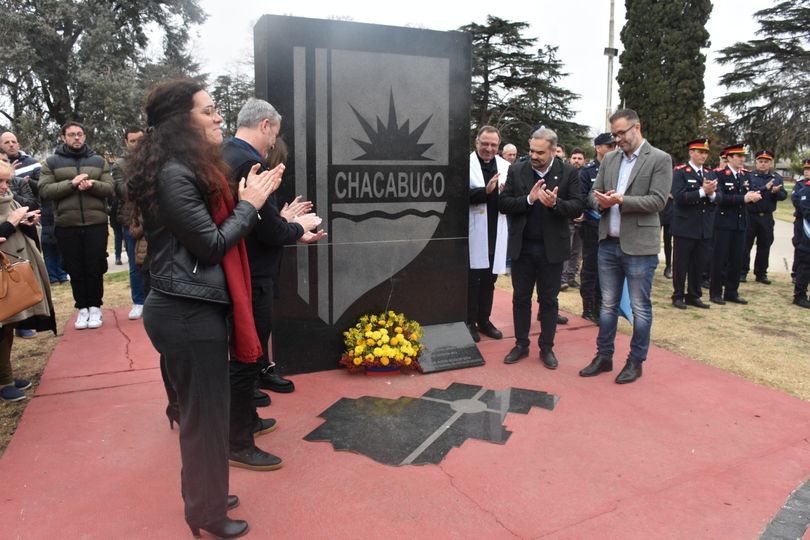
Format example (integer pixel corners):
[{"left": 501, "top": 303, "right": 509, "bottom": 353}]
[{"left": 604, "top": 0, "right": 619, "bottom": 131}]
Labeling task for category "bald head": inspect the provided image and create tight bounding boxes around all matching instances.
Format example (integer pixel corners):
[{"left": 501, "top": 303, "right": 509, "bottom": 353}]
[{"left": 0, "top": 132, "right": 20, "bottom": 158}]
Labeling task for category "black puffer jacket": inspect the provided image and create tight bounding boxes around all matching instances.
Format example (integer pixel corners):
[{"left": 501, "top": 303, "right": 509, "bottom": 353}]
[{"left": 144, "top": 159, "right": 259, "bottom": 304}]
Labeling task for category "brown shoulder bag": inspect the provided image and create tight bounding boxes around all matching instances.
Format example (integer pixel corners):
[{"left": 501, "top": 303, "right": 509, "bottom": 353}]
[{"left": 0, "top": 250, "right": 44, "bottom": 321}]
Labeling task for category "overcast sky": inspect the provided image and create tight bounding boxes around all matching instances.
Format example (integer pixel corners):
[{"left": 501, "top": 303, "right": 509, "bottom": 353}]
[{"left": 192, "top": 0, "right": 762, "bottom": 140}]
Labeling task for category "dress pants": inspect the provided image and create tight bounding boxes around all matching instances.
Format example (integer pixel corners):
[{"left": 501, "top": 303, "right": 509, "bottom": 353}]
[
  {"left": 743, "top": 213, "right": 774, "bottom": 278},
  {"left": 511, "top": 240, "right": 562, "bottom": 349},
  {"left": 711, "top": 229, "right": 745, "bottom": 299},
  {"left": 143, "top": 291, "right": 230, "bottom": 527},
  {"left": 468, "top": 256, "right": 497, "bottom": 327},
  {"left": 228, "top": 279, "right": 273, "bottom": 452},
  {"left": 661, "top": 224, "right": 673, "bottom": 268},
  {"left": 795, "top": 251, "right": 810, "bottom": 299},
  {"left": 561, "top": 221, "right": 582, "bottom": 283},
  {"left": 672, "top": 236, "right": 710, "bottom": 302},
  {"left": 54, "top": 223, "right": 108, "bottom": 308},
  {"left": 579, "top": 223, "right": 601, "bottom": 307}
]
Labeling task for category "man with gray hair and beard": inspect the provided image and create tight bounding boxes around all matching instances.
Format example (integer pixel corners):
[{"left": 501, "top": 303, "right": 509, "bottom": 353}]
[
  {"left": 222, "top": 98, "right": 325, "bottom": 471},
  {"left": 499, "top": 127, "right": 584, "bottom": 368}
]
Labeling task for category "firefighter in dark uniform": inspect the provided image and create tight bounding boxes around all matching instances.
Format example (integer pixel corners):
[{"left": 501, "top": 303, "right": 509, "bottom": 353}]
[
  {"left": 701, "top": 148, "right": 728, "bottom": 289},
  {"left": 578, "top": 133, "right": 615, "bottom": 321},
  {"left": 741, "top": 149, "right": 787, "bottom": 284},
  {"left": 670, "top": 138, "right": 717, "bottom": 309},
  {"left": 710, "top": 143, "right": 762, "bottom": 304},
  {"left": 792, "top": 159, "right": 810, "bottom": 307}
]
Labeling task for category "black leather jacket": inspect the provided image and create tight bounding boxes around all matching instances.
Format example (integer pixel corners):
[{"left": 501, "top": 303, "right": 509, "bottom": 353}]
[{"left": 144, "top": 159, "right": 259, "bottom": 304}]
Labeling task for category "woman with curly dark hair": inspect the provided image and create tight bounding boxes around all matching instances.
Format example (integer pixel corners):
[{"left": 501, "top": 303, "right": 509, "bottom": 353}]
[{"left": 127, "top": 79, "right": 281, "bottom": 539}]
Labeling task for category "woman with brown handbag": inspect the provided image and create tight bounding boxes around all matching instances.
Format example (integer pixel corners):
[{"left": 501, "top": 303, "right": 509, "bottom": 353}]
[{"left": 0, "top": 161, "right": 56, "bottom": 401}]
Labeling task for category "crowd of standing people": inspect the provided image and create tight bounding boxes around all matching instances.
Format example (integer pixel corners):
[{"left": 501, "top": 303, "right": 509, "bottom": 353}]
[{"left": 467, "top": 109, "right": 810, "bottom": 387}]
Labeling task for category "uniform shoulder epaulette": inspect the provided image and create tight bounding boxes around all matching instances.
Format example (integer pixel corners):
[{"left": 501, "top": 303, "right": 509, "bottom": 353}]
[
  {"left": 741, "top": 167, "right": 750, "bottom": 173},
  {"left": 674, "top": 164, "right": 686, "bottom": 171},
  {"left": 703, "top": 167, "right": 712, "bottom": 173},
  {"left": 713, "top": 166, "right": 725, "bottom": 172},
  {"left": 584, "top": 160, "right": 597, "bottom": 169}
]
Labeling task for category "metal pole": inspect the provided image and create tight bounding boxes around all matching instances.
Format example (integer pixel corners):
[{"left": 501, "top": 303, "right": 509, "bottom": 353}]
[{"left": 604, "top": 0, "right": 618, "bottom": 131}]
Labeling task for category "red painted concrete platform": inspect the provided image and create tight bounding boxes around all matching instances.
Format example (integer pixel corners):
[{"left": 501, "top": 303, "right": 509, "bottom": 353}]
[{"left": 2, "top": 289, "right": 809, "bottom": 539}]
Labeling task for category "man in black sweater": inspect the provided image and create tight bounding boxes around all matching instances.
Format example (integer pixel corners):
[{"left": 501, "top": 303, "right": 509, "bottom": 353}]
[{"left": 222, "top": 98, "right": 324, "bottom": 471}]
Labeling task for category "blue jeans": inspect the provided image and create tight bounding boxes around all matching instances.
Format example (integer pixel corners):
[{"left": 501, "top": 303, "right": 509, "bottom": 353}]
[
  {"left": 43, "top": 241, "right": 69, "bottom": 283},
  {"left": 123, "top": 229, "right": 145, "bottom": 304},
  {"left": 596, "top": 239, "right": 658, "bottom": 363}
]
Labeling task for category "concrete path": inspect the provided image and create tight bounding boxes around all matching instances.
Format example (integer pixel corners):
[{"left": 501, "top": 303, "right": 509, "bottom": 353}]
[{"left": 1, "top": 291, "right": 809, "bottom": 539}]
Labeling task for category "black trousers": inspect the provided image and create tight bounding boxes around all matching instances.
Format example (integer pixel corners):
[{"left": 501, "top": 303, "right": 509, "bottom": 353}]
[
  {"left": 228, "top": 279, "right": 273, "bottom": 452},
  {"left": 468, "top": 261, "right": 497, "bottom": 326},
  {"left": 511, "top": 240, "right": 563, "bottom": 349},
  {"left": 661, "top": 224, "right": 672, "bottom": 268},
  {"left": 672, "top": 236, "right": 710, "bottom": 302},
  {"left": 795, "top": 250, "right": 810, "bottom": 299},
  {"left": 579, "top": 223, "right": 601, "bottom": 308},
  {"left": 55, "top": 223, "right": 108, "bottom": 308},
  {"left": 143, "top": 291, "right": 230, "bottom": 527},
  {"left": 743, "top": 213, "right": 775, "bottom": 278},
  {"left": 711, "top": 228, "right": 745, "bottom": 299}
]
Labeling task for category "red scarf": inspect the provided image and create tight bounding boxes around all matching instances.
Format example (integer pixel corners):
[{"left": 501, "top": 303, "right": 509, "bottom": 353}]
[{"left": 211, "top": 173, "right": 262, "bottom": 363}]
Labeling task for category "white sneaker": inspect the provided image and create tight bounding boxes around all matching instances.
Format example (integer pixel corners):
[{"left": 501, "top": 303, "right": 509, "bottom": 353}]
[
  {"left": 128, "top": 304, "right": 143, "bottom": 320},
  {"left": 87, "top": 307, "right": 103, "bottom": 329},
  {"left": 74, "top": 308, "right": 90, "bottom": 330}
]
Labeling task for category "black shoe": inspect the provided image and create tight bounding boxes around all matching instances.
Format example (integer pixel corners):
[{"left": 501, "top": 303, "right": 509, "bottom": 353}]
[
  {"left": 504, "top": 345, "right": 529, "bottom": 364},
  {"left": 710, "top": 296, "right": 726, "bottom": 305},
  {"left": 615, "top": 360, "right": 643, "bottom": 384},
  {"left": 701, "top": 279, "right": 710, "bottom": 289},
  {"left": 477, "top": 321, "right": 503, "bottom": 340},
  {"left": 739, "top": 274, "right": 747, "bottom": 283},
  {"left": 540, "top": 349, "right": 558, "bottom": 370},
  {"left": 755, "top": 275, "right": 771, "bottom": 285},
  {"left": 190, "top": 518, "right": 249, "bottom": 539},
  {"left": 793, "top": 297, "right": 810, "bottom": 309},
  {"left": 579, "top": 355, "right": 613, "bottom": 377},
  {"left": 685, "top": 298, "right": 710, "bottom": 309},
  {"left": 557, "top": 314, "right": 569, "bottom": 325},
  {"left": 257, "top": 368, "right": 295, "bottom": 393},
  {"left": 227, "top": 495, "right": 240, "bottom": 510},
  {"left": 568, "top": 279, "right": 580, "bottom": 288},
  {"left": 724, "top": 295, "right": 748, "bottom": 305},
  {"left": 229, "top": 446, "right": 283, "bottom": 471},
  {"left": 166, "top": 403, "right": 180, "bottom": 430},
  {"left": 254, "top": 417, "right": 278, "bottom": 437},
  {"left": 254, "top": 388, "right": 271, "bottom": 408},
  {"left": 672, "top": 299, "right": 687, "bottom": 310},
  {"left": 663, "top": 266, "right": 672, "bottom": 279},
  {"left": 560, "top": 282, "right": 569, "bottom": 291}
]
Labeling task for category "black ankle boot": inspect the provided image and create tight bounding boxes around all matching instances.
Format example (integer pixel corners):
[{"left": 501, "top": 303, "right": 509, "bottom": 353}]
[{"left": 189, "top": 518, "right": 249, "bottom": 539}]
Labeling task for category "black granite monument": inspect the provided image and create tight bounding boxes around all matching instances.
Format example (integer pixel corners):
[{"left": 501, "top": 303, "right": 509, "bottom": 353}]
[{"left": 254, "top": 15, "right": 474, "bottom": 374}]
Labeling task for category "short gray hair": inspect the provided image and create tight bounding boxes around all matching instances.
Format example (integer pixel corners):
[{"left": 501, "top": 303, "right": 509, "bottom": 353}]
[
  {"left": 237, "top": 98, "right": 282, "bottom": 129},
  {"left": 530, "top": 127, "right": 558, "bottom": 147}
]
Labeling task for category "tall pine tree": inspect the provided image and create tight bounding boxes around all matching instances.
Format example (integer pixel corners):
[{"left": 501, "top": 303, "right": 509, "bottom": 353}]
[
  {"left": 716, "top": 0, "right": 810, "bottom": 155},
  {"left": 460, "top": 16, "right": 588, "bottom": 151},
  {"left": 617, "top": 0, "right": 712, "bottom": 163}
]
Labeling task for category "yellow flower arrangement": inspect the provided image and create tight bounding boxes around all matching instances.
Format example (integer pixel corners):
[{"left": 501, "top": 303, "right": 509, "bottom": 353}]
[{"left": 339, "top": 310, "right": 423, "bottom": 373}]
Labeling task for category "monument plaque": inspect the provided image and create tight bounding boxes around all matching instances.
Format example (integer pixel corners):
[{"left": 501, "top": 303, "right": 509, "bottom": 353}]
[{"left": 254, "top": 15, "right": 472, "bottom": 374}]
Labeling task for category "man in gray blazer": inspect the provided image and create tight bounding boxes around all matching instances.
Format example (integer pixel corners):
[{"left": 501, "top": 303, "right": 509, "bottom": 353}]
[{"left": 578, "top": 109, "right": 672, "bottom": 384}]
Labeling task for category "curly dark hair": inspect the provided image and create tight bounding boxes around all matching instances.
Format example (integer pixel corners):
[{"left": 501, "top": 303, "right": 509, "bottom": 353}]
[{"left": 126, "top": 79, "right": 230, "bottom": 217}]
